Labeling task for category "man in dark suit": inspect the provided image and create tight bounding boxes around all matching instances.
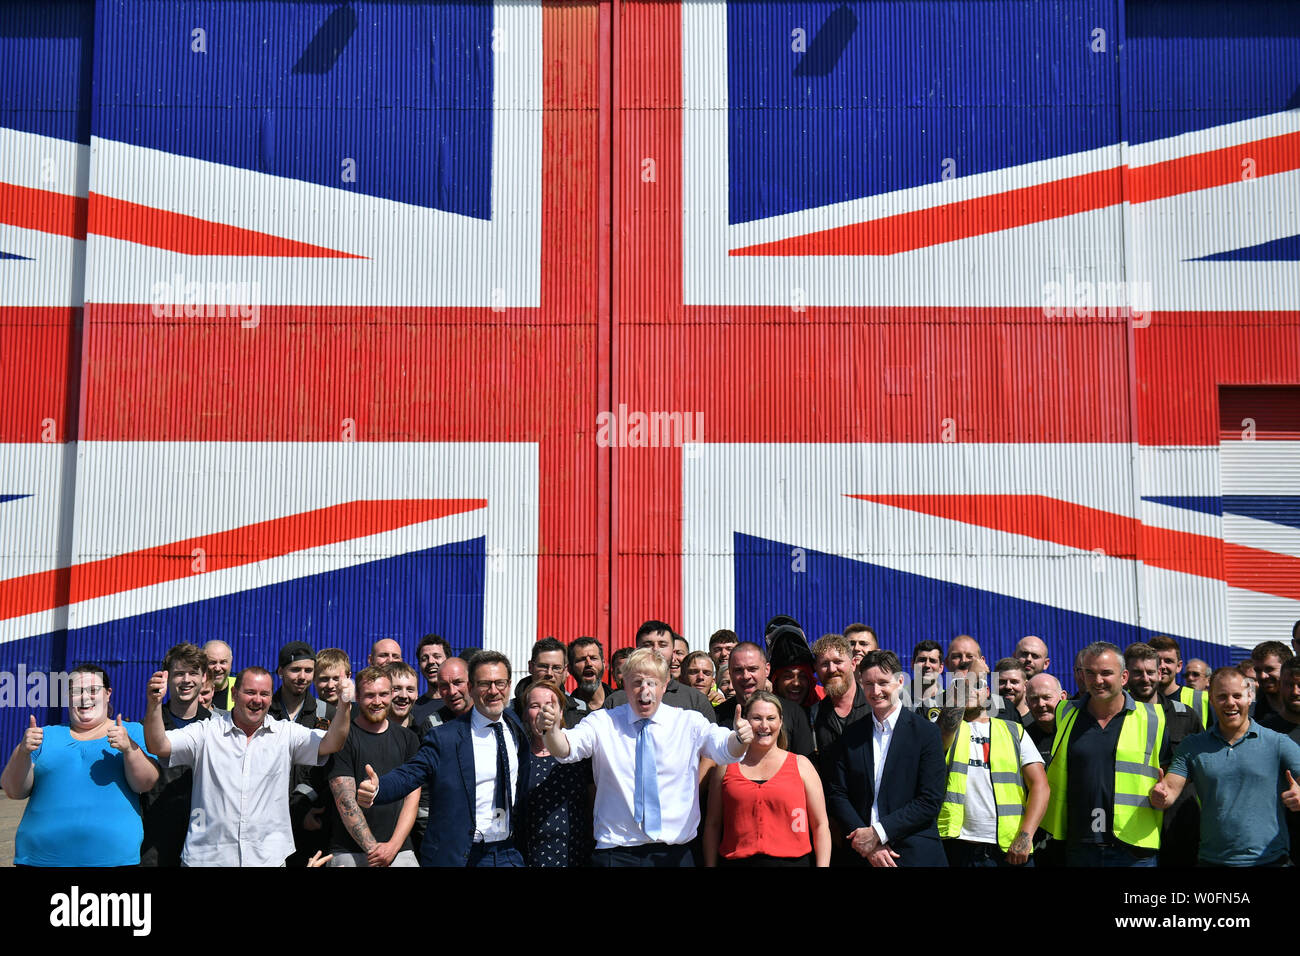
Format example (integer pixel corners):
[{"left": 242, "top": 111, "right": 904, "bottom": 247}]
[
  {"left": 825, "top": 649, "right": 947, "bottom": 867},
  {"left": 357, "top": 650, "right": 529, "bottom": 867}
]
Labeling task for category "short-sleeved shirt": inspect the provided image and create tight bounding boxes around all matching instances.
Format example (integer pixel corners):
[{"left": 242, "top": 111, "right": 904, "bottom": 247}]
[
  {"left": 166, "top": 709, "right": 326, "bottom": 866},
  {"left": 327, "top": 720, "right": 420, "bottom": 853},
  {"left": 1169, "top": 720, "right": 1300, "bottom": 866},
  {"left": 15, "top": 722, "right": 154, "bottom": 866},
  {"left": 956, "top": 718, "right": 1043, "bottom": 844}
]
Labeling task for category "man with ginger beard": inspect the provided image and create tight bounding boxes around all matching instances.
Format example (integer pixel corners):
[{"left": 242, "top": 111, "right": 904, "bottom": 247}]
[
  {"left": 325, "top": 667, "right": 421, "bottom": 866},
  {"left": 1249, "top": 641, "right": 1293, "bottom": 724},
  {"left": 811, "top": 634, "right": 870, "bottom": 758}
]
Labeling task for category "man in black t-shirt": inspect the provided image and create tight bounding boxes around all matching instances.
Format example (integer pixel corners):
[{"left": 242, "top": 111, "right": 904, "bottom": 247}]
[{"left": 326, "top": 666, "right": 421, "bottom": 866}]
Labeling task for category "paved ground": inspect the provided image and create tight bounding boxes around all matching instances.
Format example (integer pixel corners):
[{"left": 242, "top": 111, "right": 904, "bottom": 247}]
[{"left": 0, "top": 795, "right": 23, "bottom": 866}]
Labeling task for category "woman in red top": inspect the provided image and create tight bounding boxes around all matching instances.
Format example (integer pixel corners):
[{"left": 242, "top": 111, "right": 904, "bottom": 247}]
[{"left": 702, "top": 691, "right": 831, "bottom": 866}]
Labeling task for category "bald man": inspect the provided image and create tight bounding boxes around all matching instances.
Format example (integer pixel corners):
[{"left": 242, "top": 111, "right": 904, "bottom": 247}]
[
  {"left": 1184, "top": 659, "right": 1209, "bottom": 692},
  {"left": 203, "top": 640, "right": 234, "bottom": 711},
  {"left": 368, "top": 639, "right": 403, "bottom": 667},
  {"left": 1024, "top": 673, "right": 1064, "bottom": 762},
  {"left": 945, "top": 636, "right": 983, "bottom": 674},
  {"left": 1014, "top": 637, "right": 1050, "bottom": 678}
]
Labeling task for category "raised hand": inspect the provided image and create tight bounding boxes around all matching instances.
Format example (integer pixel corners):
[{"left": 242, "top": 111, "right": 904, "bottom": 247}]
[
  {"left": 22, "top": 715, "right": 43, "bottom": 754},
  {"left": 147, "top": 670, "right": 168, "bottom": 707},
  {"left": 106, "top": 714, "right": 132, "bottom": 753},
  {"left": 733, "top": 702, "right": 754, "bottom": 747},
  {"left": 357, "top": 763, "right": 379, "bottom": 809},
  {"left": 338, "top": 677, "right": 356, "bottom": 705},
  {"left": 1283, "top": 770, "right": 1300, "bottom": 813},
  {"left": 535, "top": 698, "right": 560, "bottom": 735}
]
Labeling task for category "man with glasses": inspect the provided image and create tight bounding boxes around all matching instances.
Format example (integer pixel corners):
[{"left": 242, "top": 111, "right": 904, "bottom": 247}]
[
  {"left": 358, "top": 651, "right": 530, "bottom": 867},
  {"left": 511, "top": 637, "right": 571, "bottom": 719}
]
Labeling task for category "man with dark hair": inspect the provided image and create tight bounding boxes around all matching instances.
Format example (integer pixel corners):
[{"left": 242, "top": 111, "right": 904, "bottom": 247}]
[
  {"left": 141, "top": 643, "right": 211, "bottom": 866},
  {"left": 1250, "top": 640, "right": 1293, "bottom": 723},
  {"left": 604, "top": 621, "right": 716, "bottom": 723},
  {"left": 326, "top": 666, "right": 421, "bottom": 866},
  {"left": 995, "top": 658, "right": 1033, "bottom": 727},
  {"left": 359, "top": 651, "right": 531, "bottom": 867},
  {"left": 708, "top": 629, "right": 738, "bottom": 671},
  {"left": 1042, "top": 642, "right": 1171, "bottom": 866},
  {"left": 1148, "top": 635, "right": 1210, "bottom": 727},
  {"left": 415, "top": 634, "right": 452, "bottom": 704},
  {"left": 1292, "top": 620, "right": 1300, "bottom": 657},
  {"left": 825, "top": 649, "right": 947, "bottom": 866},
  {"left": 671, "top": 634, "right": 690, "bottom": 680},
  {"left": 1153, "top": 667, "right": 1300, "bottom": 866},
  {"left": 144, "top": 665, "right": 354, "bottom": 866},
  {"left": 610, "top": 647, "right": 633, "bottom": 690},
  {"left": 1260, "top": 656, "right": 1300, "bottom": 853},
  {"left": 909, "top": 640, "right": 944, "bottom": 717},
  {"left": 1124, "top": 641, "right": 1201, "bottom": 867},
  {"left": 568, "top": 636, "right": 611, "bottom": 720},
  {"left": 269, "top": 640, "right": 335, "bottom": 864},
  {"left": 714, "top": 642, "right": 815, "bottom": 756},
  {"left": 842, "top": 623, "right": 878, "bottom": 669},
  {"left": 512, "top": 637, "right": 570, "bottom": 717}
]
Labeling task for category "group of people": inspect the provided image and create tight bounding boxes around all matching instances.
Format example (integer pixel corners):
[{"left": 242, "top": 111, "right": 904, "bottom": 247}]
[{"left": 4, "top": 617, "right": 1300, "bottom": 868}]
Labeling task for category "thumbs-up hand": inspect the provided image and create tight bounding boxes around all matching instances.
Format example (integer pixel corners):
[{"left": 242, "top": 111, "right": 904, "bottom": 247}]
[
  {"left": 1283, "top": 770, "right": 1300, "bottom": 812},
  {"left": 732, "top": 702, "right": 754, "bottom": 747},
  {"left": 338, "top": 677, "right": 355, "bottom": 705},
  {"left": 357, "top": 764, "right": 379, "bottom": 809},
  {"left": 106, "top": 714, "right": 132, "bottom": 753},
  {"left": 22, "top": 715, "right": 43, "bottom": 753},
  {"left": 1149, "top": 768, "right": 1171, "bottom": 809},
  {"left": 535, "top": 698, "right": 560, "bottom": 735},
  {"left": 147, "top": 671, "right": 168, "bottom": 707}
]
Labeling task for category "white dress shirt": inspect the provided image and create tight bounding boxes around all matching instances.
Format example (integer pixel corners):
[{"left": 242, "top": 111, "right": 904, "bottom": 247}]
[
  {"left": 166, "top": 709, "right": 325, "bottom": 866},
  {"left": 470, "top": 708, "right": 520, "bottom": 842},
  {"left": 558, "top": 702, "right": 740, "bottom": 848},
  {"left": 871, "top": 702, "right": 903, "bottom": 845}
]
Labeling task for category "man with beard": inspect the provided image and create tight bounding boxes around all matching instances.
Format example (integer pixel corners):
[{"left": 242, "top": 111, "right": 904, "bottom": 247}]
[
  {"left": 568, "top": 636, "right": 612, "bottom": 722},
  {"left": 715, "top": 642, "right": 815, "bottom": 756},
  {"left": 1153, "top": 667, "right": 1300, "bottom": 866},
  {"left": 936, "top": 664, "right": 1047, "bottom": 866},
  {"left": 141, "top": 643, "right": 211, "bottom": 866},
  {"left": 1148, "top": 635, "right": 1211, "bottom": 729},
  {"left": 326, "top": 667, "right": 421, "bottom": 866},
  {"left": 359, "top": 651, "right": 531, "bottom": 867},
  {"left": 144, "top": 665, "right": 353, "bottom": 866},
  {"left": 1124, "top": 642, "right": 1201, "bottom": 867},
  {"left": 995, "top": 658, "right": 1034, "bottom": 727},
  {"left": 811, "top": 634, "right": 871, "bottom": 757},
  {"left": 1250, "top": 641, "right": 1293, "bottom": 724}
]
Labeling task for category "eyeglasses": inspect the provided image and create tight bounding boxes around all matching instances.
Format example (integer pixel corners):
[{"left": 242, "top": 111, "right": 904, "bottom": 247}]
[
  {"left": 475, "top": 680, "right": 510, "bottom": 692},
  {"left": 533, "top": 663, "right": 567, "bottom": 674}
]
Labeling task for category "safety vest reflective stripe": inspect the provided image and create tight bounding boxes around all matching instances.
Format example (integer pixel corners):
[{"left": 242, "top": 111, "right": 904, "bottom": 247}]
[
  {"left": 937, "top": 720, "right": 1027, "bottom": 851},
  {"left": 1043, "top": 696, "right": 1165, "bottom": 849},
  {"left": 1178, "top": 685, "right": 1210, "bottom": 727}
]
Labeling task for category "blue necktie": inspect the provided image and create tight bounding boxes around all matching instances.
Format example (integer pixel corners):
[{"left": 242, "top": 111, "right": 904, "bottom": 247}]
[
  {"left": 491, "top": 721, "right": 510, "bottom": 832},
  {"left": 633, "top": 717, "right": 662, "bottom": 840}
]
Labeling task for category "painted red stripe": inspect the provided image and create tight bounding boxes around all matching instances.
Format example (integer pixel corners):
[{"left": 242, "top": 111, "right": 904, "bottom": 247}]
[
  {"left": 850, "top": 494, "right": 1300, "bottom": 602},
  {"left": 0, "top": 182, "right": 87, "bottom": 239},
  {"left": 733, "top": 131, "right": 1300, "bottom": 257},
  {"left": 87, "top": 192, "right": 366, "bottom": 258},
  {"left": 0, "top": 498, "right": 485, "bottom": 621}
]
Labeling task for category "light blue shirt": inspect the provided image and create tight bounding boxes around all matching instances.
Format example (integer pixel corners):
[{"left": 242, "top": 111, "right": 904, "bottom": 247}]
[{"left": 1169, "top": 720, "right": 1300, "bottom": 866}]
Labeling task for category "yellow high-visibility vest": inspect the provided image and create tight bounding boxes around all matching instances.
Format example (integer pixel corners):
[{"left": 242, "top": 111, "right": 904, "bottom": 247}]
[
  {"left": 937, "top": 718, "right": 1027, "bottom": 851},
  {"left": 1177, "top": 685, "right": 1210, "bottom": 728},
  {"left": 1043, "top": 695, "right": 1165, "bottom": 849}
]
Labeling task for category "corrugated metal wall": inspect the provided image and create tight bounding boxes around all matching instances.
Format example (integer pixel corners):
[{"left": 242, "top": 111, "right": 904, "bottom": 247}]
[{"left": 1, "top": 0, "right": 1297, "bottom": 747}]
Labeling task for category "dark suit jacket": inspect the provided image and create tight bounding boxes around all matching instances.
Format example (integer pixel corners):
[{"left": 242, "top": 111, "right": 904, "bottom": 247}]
[
  {"left": 374, "top": 708, "right": 529, "bottom": 867},
  {"left": 825, "top": 705, "right": 947, "bottom": 867}
]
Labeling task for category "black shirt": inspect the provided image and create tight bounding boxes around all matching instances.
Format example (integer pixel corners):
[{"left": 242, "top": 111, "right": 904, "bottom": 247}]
[
  {"left": 811, "top": 685, "right": 871, "bottom": 759},
  {"left": 327, "top": 720, "right": 421, "bottom": 853}
]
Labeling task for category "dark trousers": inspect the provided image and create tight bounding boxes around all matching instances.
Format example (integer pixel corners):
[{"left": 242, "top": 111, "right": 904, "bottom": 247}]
[
  {"left": 592, "top": 843, "right": 694, "bottom": 867},
  {"left": 468, "top": 840, "right": 525, "bottom": 867},
  {"left": 943, "top": 839, "right": 1033, "bottom": 868},
  {"left": 1066, "top": 843, "right": 1157, "bottom": 867}
]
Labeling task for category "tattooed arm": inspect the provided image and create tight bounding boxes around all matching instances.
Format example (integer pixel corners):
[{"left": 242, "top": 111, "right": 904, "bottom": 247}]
[{"left": 329, "top": 775, "right": 379, "bottom": 859}]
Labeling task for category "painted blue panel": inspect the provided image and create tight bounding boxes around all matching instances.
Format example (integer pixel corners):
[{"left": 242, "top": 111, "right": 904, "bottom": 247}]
[
  {"left": 732, "top": 532, "right": 1232, "bottom": 677},
  {"left": 0, "top": 252, "right": 33, "bottom": 261},
  {"left": 0, "top": 538, "right": 485, "bottom": 748},
  {"left": 0, "top": 1, "right": 94, "bottom": 144},
  {"left": 727, "top": 1, "right": 1119, "bottom": 224},
  {"left": 1125, "top": 1, "right": 1300, "bottom": 145},
  {"left": 93, "top": 0, "right": 494, "bottom": 218},
  {"left": 1143, "top": 495, "right": 1222, "bottom": 515},
  {"left": 0, "top": 494, "right": 33, "bottom": 503},
  {"left": 1192, "top": 234, "right": 1300, "bottom": 262}
]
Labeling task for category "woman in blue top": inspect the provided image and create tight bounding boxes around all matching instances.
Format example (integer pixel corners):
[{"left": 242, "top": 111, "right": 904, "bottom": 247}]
[{"left": 1, "top": 664, "right": 158, "bottom": 866}]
